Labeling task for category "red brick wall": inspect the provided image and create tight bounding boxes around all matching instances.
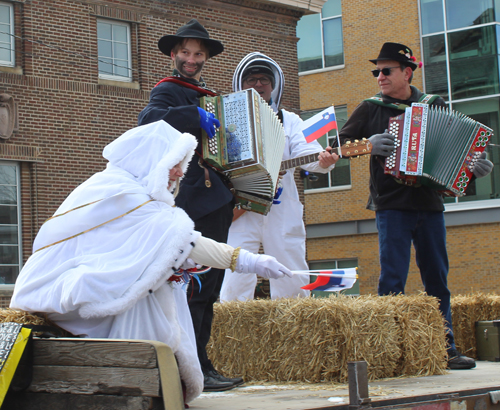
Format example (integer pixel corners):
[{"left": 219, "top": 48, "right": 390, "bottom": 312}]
[{"left": 0, "top": 0, "right": 306, "bottom": 301}]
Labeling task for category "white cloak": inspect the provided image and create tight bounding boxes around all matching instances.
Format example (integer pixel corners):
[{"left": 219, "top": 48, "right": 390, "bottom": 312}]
[{"left": 11, "top": 120, "right": 204, "bottom": 402}]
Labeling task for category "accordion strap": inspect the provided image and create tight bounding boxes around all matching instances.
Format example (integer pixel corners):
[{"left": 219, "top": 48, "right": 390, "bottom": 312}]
[
  {"left": 364, "top": 93, "right": 440, "bottom": 110},
  {"left": 154, "top": 76, "right": 218, "bottom": 96}
]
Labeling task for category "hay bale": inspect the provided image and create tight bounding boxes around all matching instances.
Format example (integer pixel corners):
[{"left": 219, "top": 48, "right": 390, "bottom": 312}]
[
  {"left": 208, "top": 294, "right": 447, "bottom": 383},
  {"left": 451, "top": 293, "right": 500, "bottom": 358},
  {"left": 392, "top": 294, "right": 447, "bottom": 376},
  {"left": 0, "top": 308, "right": 72, "bottom": 336},
  {"left": 0, "top": 308, "right": 50, "bottom": 326}
]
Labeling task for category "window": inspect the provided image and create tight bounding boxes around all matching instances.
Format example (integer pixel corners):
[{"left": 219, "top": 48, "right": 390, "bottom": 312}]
[
  {"left": 0, "top": 162, "right": 21, "bottom": 285},
  {"left": 97, "top": 20, "right": 132, "bottom": 81},
  {"left": 443, "top": 98, "right": 500, "bottom": 203},
  {"left": 296, "top": 0, "right": 343, "bottom": 73},
  {"left": 0, "top": 2, "right": 14, "bottom": 67},
  {"left": 420, "top": 0, "right": 500, "bottom": 203},
  {"left": 308, "top": 259, "right": 359, "bottom": 297},
  {"left": 300, "top": 106, "right": 350, "bottom": 190}
]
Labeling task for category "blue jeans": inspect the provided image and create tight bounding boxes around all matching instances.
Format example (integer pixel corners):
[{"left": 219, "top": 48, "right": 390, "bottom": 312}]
[{"left": 376, "top": 210, "right": 455, "bottom": 349}]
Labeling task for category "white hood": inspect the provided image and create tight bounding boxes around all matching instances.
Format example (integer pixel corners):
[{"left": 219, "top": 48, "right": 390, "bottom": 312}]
[{"left": 232, "top": 52, "right": 285, "bottom": 113}]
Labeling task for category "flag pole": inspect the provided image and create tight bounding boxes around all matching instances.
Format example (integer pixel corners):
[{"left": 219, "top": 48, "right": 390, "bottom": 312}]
[
  {"left": 291, "top": 270, "right": 358, "bottom": 279},
  {"left": 334, "top": 105, "right": 342, "bottom": 157}
]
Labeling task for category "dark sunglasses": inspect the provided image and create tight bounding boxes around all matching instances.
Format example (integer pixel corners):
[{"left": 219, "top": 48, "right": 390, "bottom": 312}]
[{"left": 371, "top": 66, "right": 402, "bottom": 77}]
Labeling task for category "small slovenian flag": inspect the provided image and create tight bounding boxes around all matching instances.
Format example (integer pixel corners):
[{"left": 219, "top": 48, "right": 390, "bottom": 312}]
[
  {"left": 301, "top": 106, "right": 337, "bottom": 143},
  {"left": 301, "top": 268, "right": 357, "bottom": 292}
]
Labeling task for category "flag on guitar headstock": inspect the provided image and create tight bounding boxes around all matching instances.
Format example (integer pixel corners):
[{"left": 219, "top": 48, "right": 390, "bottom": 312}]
[
  {"left": 301, "top": 106, "right": 337, "bottom": 143},
  {"left": 301, "top": 268, "right": 357, "bottom": 292}
]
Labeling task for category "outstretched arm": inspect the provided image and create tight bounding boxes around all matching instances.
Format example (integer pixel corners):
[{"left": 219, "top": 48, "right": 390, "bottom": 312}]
[{"left": 189, "top": 235, "right": 292, "bottom": 280}]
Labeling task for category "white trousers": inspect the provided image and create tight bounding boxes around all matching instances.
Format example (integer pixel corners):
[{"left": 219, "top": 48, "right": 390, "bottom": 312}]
[{"left": 220, "top": 205, "right": 310, "bottom": 301}]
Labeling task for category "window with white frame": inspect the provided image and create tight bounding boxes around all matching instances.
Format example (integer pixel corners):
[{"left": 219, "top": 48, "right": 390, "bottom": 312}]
[
  {"left": 419, "top": 0, "right": 500, "bottom": 204},
  {"left": 300, "top": 106, "right": 350, "bottom": 190},
  {"left": 97, "top": 19, "right": 132, "bottom": 81},
  {"left": 0, "top": 2, "right": 15, "bottom": 67},
  {"left": 308, "top": 259, "right": 359, "bottom": 297},
  {"left": 296, "top": 0, "right": 343, "bottom": 73},
  {"left": 0, "top": 162, "right": 21, "bottom": 285}
]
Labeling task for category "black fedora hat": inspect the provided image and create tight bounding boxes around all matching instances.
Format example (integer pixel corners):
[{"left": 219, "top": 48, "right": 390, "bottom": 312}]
[
  {"left": 369, "top": 42, "right": 418, "bottom": 71},
  {"left": 158, "top": 19, "right": 224, "bottom": 58}
]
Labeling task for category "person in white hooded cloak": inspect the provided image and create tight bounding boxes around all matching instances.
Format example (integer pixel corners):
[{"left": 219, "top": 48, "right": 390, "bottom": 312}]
[{"left": 9, "top": 120, "right": 292, "bottom": 404}]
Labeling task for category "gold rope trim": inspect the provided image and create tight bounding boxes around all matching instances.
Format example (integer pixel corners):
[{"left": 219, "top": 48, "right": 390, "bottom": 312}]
[
  {"left": 34, "top": 200, "right": 154, "bottom": 253},
  {"left": 44, "top": 198, "right": 105, "bottom": 223},
  {"left": 229, "top": 247, "right": 241, "bottom": 272}
]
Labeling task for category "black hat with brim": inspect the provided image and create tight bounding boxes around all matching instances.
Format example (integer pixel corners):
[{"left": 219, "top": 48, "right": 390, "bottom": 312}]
[
  {"left": 158, "top": 19, "right": 224, "bottom": 58},
  {"left": 369, "top": 42, "right": 418, "bottom": 71}
]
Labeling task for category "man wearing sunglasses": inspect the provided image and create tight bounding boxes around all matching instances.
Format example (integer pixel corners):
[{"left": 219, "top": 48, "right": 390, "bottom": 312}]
[{"left": 337, "top": 42, "right": 493, "bottom": 370}]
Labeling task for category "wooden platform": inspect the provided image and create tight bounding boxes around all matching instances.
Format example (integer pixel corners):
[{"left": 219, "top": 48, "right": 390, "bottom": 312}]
[{"left": 2, "top": 337, "right": 185, "bottom": 410}]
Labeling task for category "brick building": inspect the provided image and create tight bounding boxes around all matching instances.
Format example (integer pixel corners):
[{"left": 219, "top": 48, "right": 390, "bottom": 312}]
[
  {"left": 0, "top": 0, "right": 322, "bottom": 305},
  {"left": 297, "top": 0, "right": 500, "bottom": 296}
]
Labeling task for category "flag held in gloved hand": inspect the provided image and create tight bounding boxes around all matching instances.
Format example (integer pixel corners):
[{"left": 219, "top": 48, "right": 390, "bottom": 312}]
[
  {"left": 301, "top": 106, "right": 337, "bottom": 143},
  {"left": 300, "top": 268, "right": 357, "bottom": 292}
]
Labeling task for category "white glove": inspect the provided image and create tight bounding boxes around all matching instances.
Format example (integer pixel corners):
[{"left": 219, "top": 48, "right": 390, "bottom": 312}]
[
  {"left": 179, "top": 258, "right": 197, "bottom": 270},
  {"left": 473, "top": 152, "right": 494, "bottom": 178},
  {"left": 236, "top": 249, "right": 292, "bottom": 280},
  {"left": 368, "top": 131, "right": 396, "bottom": 156}
]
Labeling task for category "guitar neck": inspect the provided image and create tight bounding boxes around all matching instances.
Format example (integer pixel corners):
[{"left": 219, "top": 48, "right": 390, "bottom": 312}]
[{"left": 280, "top": 147, "right": 341, "bottom": 172}]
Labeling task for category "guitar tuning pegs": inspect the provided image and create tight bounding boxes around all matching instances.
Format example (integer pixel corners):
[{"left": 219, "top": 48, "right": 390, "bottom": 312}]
[
  {"left": 346, "top": 140, "right": 351, "bottom": 144},
  {"left": 354, "top": 139, "right": 359, "bottom": 143}
]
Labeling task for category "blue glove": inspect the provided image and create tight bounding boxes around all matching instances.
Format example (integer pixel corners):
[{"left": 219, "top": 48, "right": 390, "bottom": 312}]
[
  {"left": 473, "top": 151, "right": 494, "bottom": 178},
  {"left": 273, "top": 182, "right": 283, "bottom": 205},
  {"left": 197, "top": 107, "right": 220, "bottom": 139}
]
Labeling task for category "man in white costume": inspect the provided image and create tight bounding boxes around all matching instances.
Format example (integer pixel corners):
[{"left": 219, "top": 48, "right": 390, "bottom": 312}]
[
  {"left": 10, "top": 120, "right": 292, "bottom": 404},
  {"left": 220, "top": 53, "right": 339, "bottom": 301}
]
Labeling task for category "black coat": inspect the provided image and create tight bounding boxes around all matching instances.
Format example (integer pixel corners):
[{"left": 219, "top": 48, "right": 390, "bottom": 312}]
[
  {"left": 138, "top": 78, "right": 234, "bottom": 221},
  {"left": 338, "top": 86, "right": 447, "bottom": 212}
]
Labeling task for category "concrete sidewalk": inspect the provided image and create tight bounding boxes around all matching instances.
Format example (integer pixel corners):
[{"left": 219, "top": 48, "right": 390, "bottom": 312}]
[{"left": 189, "top": 361, "right": 500, "bottom": 410}]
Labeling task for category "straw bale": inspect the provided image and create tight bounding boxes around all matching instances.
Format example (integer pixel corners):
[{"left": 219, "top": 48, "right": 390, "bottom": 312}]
[
  {"left": 208, "top": 294, "right": 447, "bottom": 383},
  {"left": 391, "top": 294, "right": 447, "bottom": 376},
  {"left": 0, "top": 308, "right": 50, "bottom": 326},
  {"left": 451, "top": 293, "right": 500, "bottom": 358},
  {"left": 0, "top": 308, "right": 72, "bottom": 336}
]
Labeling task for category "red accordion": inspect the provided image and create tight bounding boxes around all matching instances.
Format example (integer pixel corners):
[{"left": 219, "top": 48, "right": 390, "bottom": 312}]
[{"left": 384, "top": 103, "right": 493, "bottom": 196}]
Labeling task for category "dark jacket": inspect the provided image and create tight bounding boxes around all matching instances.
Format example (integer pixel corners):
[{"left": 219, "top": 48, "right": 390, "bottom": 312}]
[
  {"left": 138, "top": 77, "right": 234, "bottom": 221},
  {"left": 338, "top": 86, "right": 447, "bottom": 212}
]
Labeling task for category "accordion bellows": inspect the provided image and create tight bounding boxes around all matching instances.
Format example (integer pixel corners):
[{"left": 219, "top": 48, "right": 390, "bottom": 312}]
[
  {"left": 385, "top": 103, "right": 493, "bottom": 196},
  {"left": 200, "top": 89, "right": 286, "bottom": 215}
]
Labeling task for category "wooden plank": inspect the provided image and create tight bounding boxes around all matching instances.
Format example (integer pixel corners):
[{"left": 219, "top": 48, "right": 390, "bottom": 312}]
[
  {"left": 2, "top": 392, "right": 164, "bottom": 410},
  {"left": 28, "top": 365, "right": 161, "bottom": 397},
  {"left": 33, "top": 338, "right": 158, "bottom": 368}
]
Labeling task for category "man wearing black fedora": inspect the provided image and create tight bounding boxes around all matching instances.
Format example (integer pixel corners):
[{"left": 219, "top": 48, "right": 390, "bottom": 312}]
[
  {"left": 336, "top": 42, "right": 492, "bottom": 370},
  {"left": 138, "top": 19, "right": 243, "bottom": 391}
]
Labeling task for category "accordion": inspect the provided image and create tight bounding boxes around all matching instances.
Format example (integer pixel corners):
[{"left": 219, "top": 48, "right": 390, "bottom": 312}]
[
  {"left": 384, "top": 103, "right": 493, "bottom": 196},
  {"left": 200, "top": 89, "right": 286, "bottom": 215}
]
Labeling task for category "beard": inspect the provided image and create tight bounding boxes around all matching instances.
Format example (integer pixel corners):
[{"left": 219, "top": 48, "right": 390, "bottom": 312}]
[{"left": 174, "top": 56, "right": 205, "bottom": 79}]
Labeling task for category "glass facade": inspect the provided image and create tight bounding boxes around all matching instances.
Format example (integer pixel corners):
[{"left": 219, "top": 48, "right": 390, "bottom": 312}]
[
  {"left": 97, "top": 20, "right": 132, "bottom": 81},
  {"left": 300, "top": 106, "right": 350, "bottom": 190},
  {"left": 420, "top": 0, "right": 500, "bottom": 203},
  {"left": 296, "top": 0, "right": 343, "bottom": 73},
  {"left": 0, "top": 2, "right": 14, "bottom": 67},
  {"left": 0, "top": 162, "right": 21, "bottom": 285}
]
